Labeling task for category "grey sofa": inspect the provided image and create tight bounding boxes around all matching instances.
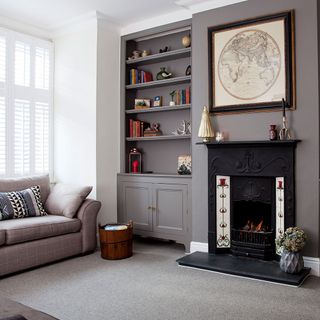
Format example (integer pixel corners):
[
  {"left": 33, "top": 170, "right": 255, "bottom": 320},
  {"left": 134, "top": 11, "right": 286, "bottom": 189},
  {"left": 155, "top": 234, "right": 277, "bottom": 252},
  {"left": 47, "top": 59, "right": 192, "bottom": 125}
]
[{"left": 0, "top": 175, "right": 101, "bottom": 277}]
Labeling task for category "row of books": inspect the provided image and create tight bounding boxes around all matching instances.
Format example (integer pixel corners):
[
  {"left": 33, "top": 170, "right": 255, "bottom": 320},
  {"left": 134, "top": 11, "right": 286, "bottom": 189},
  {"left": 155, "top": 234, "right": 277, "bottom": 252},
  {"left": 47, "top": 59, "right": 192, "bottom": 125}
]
[
  {"left": 175, "top": 87, "right": 191, "bottom": 105},
  {"left": 129, "top": 69, "right": 153, "bottom": 85},
  {"left": 129, "top": 119, "right": 150, "bottom": 137}
]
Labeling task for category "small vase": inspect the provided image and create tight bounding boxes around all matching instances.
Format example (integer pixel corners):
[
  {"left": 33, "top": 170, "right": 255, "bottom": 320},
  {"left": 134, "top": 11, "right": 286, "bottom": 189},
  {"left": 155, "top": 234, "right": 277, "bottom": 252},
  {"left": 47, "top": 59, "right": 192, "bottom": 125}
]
[
  {"left": 269, "top": 125, "right": 277, "bottom": 141},
  {"left": 280, "top": 251, "right": 304, "bottom": 274}
]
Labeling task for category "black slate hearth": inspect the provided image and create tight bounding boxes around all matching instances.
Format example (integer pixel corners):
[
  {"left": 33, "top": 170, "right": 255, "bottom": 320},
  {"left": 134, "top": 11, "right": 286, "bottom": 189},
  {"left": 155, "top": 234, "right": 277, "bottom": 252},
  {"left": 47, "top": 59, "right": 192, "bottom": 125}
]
[{"left": 177, "top": 252, "right": 310, "bottom": 286}]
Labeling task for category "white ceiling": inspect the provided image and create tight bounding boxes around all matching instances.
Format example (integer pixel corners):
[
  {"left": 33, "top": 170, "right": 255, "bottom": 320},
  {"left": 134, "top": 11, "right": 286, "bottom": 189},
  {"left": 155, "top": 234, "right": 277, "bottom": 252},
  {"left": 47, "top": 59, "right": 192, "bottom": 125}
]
[{"left": 0, "top": 0, "right": 246, "bottom": 30}]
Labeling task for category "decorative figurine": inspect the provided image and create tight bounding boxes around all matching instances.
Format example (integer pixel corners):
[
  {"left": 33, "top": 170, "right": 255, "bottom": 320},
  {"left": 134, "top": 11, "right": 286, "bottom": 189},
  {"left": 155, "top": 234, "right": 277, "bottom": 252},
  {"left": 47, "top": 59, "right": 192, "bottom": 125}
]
[
  {"left": 142, "top": 50, "right": 149, "bottom": 57},
  {"left": 132, "top": 50, "right": 141, "bottom": 59},
  {"left": 169, "top": 90, "right": 176, "bottom": 106},
  {"left": 185, "top": 65, "right": 191, "bottom": 76},
  {"left": 215, "top": 132, "right": 224, "bottom": 142},
  {"left": 128, "top": 148, "right": 142, "bottom": 173},
  {"left": 182, "top": 34, "right": 191, "bottom": 48},
  {"left": 198, "top": 106, "right": 214, "bottom": 143},
  {"left": 144, "top": 122, "right": 162, "bottom": 136},
  {"left": 172, "top": 120, "right": 191, "bottom": 135},
  {"left": 159, "top": 46, "right": 169, "bottom": 53},
  {"left": 279, "top": 99, "right": 292, "bottom": 140},
  {"left": 156, "top": 67, "right": 173, "bottom": 80}
]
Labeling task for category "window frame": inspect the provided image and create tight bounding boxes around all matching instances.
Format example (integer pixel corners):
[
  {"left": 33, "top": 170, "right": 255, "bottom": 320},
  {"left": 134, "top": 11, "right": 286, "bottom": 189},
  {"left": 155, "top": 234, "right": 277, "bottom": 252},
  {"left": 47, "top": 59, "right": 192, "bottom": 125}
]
[{"left": 0, "top": 27, "right": 54, "bottom": 179}]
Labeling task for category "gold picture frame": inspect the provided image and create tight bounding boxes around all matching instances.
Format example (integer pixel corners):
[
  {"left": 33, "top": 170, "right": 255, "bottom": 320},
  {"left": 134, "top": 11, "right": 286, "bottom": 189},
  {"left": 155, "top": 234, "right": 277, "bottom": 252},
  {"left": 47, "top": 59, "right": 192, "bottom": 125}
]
[{"left": 208, "top": 11, "right": 296, "bottom": 114}]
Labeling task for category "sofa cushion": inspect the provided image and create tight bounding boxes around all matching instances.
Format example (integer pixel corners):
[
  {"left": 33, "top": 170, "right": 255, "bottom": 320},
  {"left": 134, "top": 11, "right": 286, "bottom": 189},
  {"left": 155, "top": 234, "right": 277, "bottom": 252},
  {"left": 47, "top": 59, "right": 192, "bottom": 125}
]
[
  {"left": 0, "top": 174, "right": 50, "bottom": 203},
  {"left": 45, "top": 183, "right": 92, "bottom": 218},
  {"left": 0, "top": 186, "right": 47, "bottom": 221},
  {"left": 0, "top": 215, "right": 81, "bottom": 245},
  {"left": 0, "top": 229, "right": 5, "bottom": 246}
]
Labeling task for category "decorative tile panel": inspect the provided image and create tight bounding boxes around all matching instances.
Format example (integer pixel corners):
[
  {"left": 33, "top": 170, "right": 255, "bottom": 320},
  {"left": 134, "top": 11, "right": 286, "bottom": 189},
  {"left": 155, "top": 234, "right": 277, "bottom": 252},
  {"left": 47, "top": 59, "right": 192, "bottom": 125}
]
[
  {"left": 276, "top": 177, "right": 285, "bottom": 251},
  {"left": 216, "top": 175, "right": 231, "bottom": 248}
]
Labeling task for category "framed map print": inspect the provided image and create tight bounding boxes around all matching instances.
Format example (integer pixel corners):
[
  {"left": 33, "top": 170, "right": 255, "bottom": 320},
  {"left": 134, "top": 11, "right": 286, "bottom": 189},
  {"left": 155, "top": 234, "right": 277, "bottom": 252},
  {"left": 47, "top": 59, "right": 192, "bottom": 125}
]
[{"left": 209, "top": 11, "right": 296, "bottom": 113}]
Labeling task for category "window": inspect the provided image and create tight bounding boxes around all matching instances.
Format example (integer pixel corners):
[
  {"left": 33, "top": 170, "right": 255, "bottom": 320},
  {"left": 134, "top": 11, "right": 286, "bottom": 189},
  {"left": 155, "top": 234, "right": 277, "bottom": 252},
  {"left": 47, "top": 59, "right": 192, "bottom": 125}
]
[{"left": 0, "top": 28, "right": 53, "bottom": 178}]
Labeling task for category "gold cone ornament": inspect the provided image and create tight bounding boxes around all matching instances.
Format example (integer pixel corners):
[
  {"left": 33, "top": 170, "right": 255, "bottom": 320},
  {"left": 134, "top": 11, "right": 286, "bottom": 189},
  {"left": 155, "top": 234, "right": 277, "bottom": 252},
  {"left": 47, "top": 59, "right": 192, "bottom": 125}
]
[{"left": 198, "top": 106, "right": 214, "bottom": 143}]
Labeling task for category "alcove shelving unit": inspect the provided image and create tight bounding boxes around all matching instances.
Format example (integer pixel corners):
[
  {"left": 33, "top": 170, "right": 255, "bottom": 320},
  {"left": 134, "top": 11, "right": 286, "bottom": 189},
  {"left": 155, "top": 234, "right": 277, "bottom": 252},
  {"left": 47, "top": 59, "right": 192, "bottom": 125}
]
[{"left": 118, "top": 20, "right": 192, "bottom": 250}]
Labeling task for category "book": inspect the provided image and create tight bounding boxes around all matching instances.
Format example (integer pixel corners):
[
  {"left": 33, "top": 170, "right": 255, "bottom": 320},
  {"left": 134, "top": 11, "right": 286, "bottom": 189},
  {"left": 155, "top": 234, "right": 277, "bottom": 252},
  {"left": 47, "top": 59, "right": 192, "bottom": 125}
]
[{"left": 129, "top": 119, "right": 133, "bottom": 137}]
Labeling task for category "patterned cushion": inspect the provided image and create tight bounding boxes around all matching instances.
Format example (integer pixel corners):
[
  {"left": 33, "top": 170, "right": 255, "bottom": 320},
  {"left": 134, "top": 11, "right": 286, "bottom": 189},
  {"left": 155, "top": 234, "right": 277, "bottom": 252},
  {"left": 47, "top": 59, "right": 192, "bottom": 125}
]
[{"left": 0, "top": 186, "right": 47, "bottom": 220}]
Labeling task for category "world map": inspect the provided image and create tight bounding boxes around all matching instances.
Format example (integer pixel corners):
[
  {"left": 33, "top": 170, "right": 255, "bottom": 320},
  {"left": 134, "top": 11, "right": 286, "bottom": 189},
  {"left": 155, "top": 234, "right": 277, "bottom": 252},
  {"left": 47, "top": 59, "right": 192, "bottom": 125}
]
[{"left": 218, "top": 29, "right": 281, "bottom": 100}]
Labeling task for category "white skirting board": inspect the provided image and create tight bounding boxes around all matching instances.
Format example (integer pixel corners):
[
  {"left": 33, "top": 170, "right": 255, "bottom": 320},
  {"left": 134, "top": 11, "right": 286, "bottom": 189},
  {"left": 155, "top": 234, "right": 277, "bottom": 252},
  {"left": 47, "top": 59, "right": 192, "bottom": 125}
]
[{"left": 189, "top": 241, "right": 320, "bottom": 277}]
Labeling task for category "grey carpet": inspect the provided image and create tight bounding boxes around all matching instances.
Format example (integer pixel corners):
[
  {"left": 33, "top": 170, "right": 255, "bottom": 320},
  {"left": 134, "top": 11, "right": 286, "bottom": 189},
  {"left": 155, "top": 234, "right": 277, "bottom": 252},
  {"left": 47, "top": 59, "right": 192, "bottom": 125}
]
[
  {"left": 0, "top": 296, "right": 57, "bottom": 320},
  {"left": 0, "top": 238, "right": 319, "bottom": 320}
]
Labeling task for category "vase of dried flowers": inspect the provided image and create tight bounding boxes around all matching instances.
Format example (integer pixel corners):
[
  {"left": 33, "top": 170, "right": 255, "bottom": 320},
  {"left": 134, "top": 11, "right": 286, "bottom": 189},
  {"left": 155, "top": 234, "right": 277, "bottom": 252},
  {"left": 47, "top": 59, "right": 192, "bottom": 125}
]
[{"left": 276, "top": 227, "right": 307, "bottom": 274}]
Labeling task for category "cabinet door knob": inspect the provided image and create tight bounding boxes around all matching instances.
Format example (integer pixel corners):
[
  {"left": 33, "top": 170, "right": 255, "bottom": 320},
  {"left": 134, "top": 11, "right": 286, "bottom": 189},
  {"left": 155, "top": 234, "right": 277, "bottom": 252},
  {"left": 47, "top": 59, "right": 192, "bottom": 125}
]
[{"left": 148, "top": 206, "right": 152, "bottom": 210}]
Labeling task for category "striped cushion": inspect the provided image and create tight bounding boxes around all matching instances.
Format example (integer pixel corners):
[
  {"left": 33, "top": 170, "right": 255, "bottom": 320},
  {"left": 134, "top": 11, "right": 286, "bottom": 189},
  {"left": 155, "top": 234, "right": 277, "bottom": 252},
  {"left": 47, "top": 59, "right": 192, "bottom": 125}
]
[{"left": 0, "top": 185, "right": 47, "bottom": 220}]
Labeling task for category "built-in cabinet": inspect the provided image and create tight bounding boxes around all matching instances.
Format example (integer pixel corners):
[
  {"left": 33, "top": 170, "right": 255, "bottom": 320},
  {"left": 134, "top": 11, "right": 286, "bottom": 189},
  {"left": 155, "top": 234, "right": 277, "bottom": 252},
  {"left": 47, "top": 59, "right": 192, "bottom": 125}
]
[
  {"left": 118, "top": 20, "right": 192, "bottom": 251},
  {"left": 118, "top": 174, "right": 191, "bottom": 250}
]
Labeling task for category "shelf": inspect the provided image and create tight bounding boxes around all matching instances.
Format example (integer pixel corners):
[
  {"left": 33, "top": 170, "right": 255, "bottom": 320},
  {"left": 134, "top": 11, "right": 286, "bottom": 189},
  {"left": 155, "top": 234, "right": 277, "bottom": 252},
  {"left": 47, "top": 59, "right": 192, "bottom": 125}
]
[
  {"left": 118, "top": 173, "right": 192, "bottom": 178},
  {"left": 126, "top": 47, "right": 191, "bottom": 66},
  {"left": 126, "top": 104, "right": 191, "bottom": 114},
  {"left": 196, "top": 140, "right": 301, "bottom": 146},
  {"left": 126, "top": 134, "right": 191, "bottom": 141},
  {"left": 126, "top": 75, "right": 191, "bottom": 90}
]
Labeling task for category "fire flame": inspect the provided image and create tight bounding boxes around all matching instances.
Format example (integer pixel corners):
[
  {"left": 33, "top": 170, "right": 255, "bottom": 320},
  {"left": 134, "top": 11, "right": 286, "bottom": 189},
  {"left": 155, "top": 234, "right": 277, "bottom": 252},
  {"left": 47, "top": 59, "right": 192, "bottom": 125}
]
[{"left": 243, "top": 219, "right": 264, "bottom": 232}]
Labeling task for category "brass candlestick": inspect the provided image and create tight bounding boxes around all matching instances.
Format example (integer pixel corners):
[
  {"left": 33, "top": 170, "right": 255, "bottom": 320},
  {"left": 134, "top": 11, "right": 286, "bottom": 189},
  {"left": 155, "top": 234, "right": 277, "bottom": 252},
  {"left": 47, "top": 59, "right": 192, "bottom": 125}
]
[{"left": 279, "top": 99, "right": 292, "bottom": 140}]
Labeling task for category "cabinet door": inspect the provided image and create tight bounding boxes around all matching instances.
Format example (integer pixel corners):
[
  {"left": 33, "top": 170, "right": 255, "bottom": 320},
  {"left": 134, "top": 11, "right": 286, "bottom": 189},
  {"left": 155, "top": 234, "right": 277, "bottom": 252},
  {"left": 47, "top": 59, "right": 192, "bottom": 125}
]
[
  {"left": 152, "top": 183, "right": 188, "bottom": 235},
  {"left": 121, "top": 182, "right": 153, "bottom": 231}
]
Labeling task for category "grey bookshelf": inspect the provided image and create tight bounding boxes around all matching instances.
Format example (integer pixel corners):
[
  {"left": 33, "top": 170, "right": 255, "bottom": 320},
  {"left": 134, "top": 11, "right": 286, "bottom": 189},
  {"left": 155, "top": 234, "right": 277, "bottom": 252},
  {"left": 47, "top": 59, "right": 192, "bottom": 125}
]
[
  {"left": 125, "top": 75, "right": 191, "bottom": 90},
  {"left": 119, "top": 20, "right": 192, "bottom": 250},
  {"left": 126, "top": 47, "right": 191, "bottom": 66},
  {"left": 125, "top": 104, "right": 191, "bottom": 114},
  {"left": 126, "top": 134, "right": 191, "bottom": 141}
]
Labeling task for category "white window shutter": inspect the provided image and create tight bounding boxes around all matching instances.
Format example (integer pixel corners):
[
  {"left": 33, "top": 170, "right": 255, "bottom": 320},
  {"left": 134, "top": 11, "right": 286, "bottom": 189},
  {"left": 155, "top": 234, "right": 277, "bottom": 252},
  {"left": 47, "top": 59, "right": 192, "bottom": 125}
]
[
  {"left": 0, "top": 27, "right": 53, "bottom": 178},
  {"left": 0, "top": 97, "right": 6, "bottom": 175},
  {"left": 35, "top": 47, "right": 50, "bottom": 90},
  {"left": 0, "top": 36, "right": 5, "bottom": 84},
  {"left": 13, "top": 99, "right": 31, "bottom": 175},
  {"left": 14, "top": 41, "right": 31, "bottom": 87},
  {"left": 34, "top": 102, "right": 49, "bottom": 173}
]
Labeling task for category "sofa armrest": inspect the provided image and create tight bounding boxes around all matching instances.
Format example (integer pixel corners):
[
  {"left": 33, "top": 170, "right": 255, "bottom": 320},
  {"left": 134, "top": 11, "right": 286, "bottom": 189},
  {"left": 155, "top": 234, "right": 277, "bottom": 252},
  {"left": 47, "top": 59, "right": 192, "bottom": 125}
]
[{"left": 76, "top": 199, "right": 101, "bottom": 253}]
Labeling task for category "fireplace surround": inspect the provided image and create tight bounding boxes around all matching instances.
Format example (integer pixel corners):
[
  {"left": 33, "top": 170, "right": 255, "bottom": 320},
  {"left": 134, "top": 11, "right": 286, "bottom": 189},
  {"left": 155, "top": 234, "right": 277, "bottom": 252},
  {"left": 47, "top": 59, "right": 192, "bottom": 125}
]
[
  {"left": 207, "top": 140, "right": 298, "bottom": 260},
  {"left": 177, "top": 140, "right": 311, "bottom": 285}
]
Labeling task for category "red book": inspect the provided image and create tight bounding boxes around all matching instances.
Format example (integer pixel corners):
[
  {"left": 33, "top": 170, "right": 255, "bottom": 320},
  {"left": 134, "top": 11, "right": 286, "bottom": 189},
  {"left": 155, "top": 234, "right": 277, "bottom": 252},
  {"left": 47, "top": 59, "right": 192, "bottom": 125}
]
[
  {"left": 186, "top": 87, "right": 190, "bottom": 104},
  {"left": 129, "top": 119, "right": 133, "bottom": 137},
  {"left": 136, "top": 121, "right": 140, "bottom": 137},
  {"left": 133, "top": 121, "right": 136, "bottom": 137}
]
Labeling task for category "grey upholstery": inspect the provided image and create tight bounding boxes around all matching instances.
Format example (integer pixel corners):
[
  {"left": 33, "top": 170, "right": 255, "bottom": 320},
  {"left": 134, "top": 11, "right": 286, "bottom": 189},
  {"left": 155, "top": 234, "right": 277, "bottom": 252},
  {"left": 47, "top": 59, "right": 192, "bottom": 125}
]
[
  {"left": 0, "top": 216, "right": 81, "bottom": 245},
  {"left": 0, "top": 229, "right": 5, "bottom": 246},
  {"left": 0, "top": 174, "right": 50, "bottom": 203},
  {"left": 0, "top": 175, "right": 101, "bottom": 277}
]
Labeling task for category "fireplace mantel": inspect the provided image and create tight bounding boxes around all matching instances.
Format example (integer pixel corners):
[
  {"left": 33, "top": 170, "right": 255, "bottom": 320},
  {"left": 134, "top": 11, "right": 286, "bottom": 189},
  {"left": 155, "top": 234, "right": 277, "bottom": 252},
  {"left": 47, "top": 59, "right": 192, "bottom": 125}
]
[{"left": 196, "top": 140, "right": 300, "bottom": 146}]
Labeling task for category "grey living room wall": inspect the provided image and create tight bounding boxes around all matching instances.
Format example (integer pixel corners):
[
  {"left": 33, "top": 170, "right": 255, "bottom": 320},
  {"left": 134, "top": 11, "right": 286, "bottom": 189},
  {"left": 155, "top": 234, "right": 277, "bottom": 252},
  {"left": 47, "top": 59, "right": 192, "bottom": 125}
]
[{"left": 191, "top": 0, "right": 320, "bottom": 257}]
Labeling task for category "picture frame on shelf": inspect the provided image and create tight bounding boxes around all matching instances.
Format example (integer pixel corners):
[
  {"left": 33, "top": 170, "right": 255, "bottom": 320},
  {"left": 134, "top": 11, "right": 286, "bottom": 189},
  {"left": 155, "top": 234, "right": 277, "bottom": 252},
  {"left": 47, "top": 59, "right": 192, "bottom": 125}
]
[
  {"left": 208, "top": 10, "right": 296, "bottom": 114},
  {"left": 153, "top": 96, "right": 162, "bottom": 107},
  {"left": 134, "top": 98, "right": 151, "bottom": 110},
  {"left": 178, "top": 155, "right": 191, "bottom": 175}
]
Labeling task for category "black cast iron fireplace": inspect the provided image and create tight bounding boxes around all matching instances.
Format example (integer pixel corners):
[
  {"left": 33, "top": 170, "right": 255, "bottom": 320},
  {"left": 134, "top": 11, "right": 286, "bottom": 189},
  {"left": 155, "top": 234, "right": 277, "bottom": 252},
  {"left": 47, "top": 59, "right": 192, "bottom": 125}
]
[
  {"left": 207, "top": 141, "right": 298, "bottom": 261},
  {"left": 177, "top": 140, "right": 311, "bottom": 285}
]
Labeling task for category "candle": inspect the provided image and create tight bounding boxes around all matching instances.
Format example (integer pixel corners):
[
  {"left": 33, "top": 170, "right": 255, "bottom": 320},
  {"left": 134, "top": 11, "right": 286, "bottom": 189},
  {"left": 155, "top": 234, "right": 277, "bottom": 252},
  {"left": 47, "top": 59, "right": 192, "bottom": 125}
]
[
  {"left": 282, "top": 98, "right": 286, "bottom": 117},
  {"left": 216, "top": 132, "right": 224, "bottom": 142},
  {"left": 220, "top": 178, "right": 226, "bottom": 186},
  {"left": 132, "top": 160, "right": 139, "bottom": 173},
  {"left": 278, "top": 180, "right": 283, "bottom": 189}
]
